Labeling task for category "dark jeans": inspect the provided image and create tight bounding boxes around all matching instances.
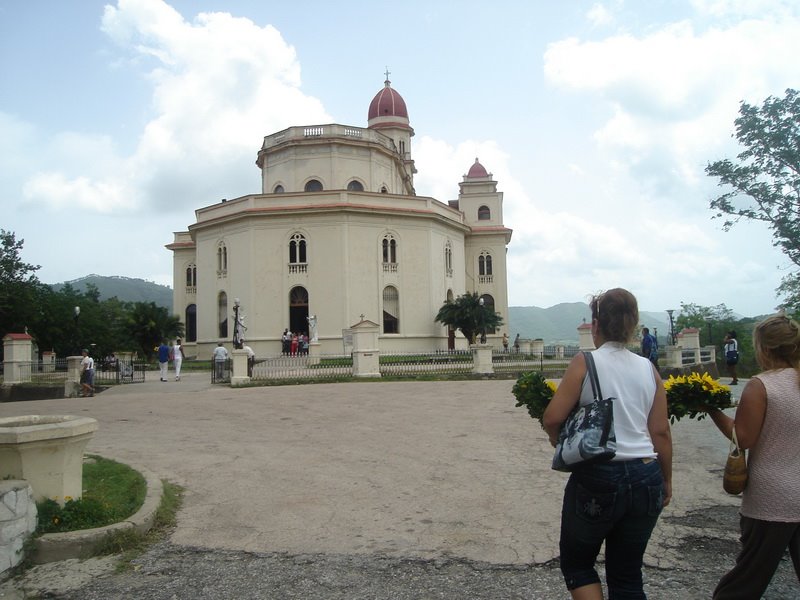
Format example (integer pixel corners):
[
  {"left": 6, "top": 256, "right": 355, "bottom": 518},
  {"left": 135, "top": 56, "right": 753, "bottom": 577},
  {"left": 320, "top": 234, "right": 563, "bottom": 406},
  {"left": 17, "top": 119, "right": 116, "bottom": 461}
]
[{"left": 560, "top": 458, "right": 665, "bottom": 599}]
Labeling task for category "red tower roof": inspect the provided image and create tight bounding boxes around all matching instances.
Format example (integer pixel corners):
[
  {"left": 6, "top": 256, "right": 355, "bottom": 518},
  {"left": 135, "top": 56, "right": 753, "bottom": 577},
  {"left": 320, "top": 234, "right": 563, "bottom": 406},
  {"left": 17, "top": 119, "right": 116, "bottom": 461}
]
[
  {"left": 467, "top": 158, "right": 489, "bottom": 178},
  {"left": 368, "top": 78, "right": 409, "bottom": 121}
]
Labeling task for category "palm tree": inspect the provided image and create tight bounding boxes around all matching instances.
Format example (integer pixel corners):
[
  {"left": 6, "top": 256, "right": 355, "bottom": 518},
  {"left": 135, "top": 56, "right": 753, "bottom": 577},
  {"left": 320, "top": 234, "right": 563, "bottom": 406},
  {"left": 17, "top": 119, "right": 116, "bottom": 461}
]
[
  {"left": 435, "top": 292, "right": 503, "bottom": 345},
  {"left": 125, "top": 302, "right": 184, "bottom": 360}
]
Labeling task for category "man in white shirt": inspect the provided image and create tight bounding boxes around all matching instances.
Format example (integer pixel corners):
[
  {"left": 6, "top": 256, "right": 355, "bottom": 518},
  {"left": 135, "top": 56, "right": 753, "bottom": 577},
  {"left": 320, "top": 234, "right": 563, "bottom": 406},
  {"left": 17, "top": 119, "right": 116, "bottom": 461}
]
[
  {"left": 80, "top": 349, "right": 95, "bottom": 397},
  {"left": 213, "top": 342, "right": 229, "bottom": 380}
]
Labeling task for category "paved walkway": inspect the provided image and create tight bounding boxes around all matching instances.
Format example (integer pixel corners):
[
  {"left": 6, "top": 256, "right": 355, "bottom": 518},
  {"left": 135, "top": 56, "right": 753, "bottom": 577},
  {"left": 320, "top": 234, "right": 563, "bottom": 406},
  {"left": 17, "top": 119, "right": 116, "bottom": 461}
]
[{"left": 1, "top": 373, "right": 779, "bottom": 598}]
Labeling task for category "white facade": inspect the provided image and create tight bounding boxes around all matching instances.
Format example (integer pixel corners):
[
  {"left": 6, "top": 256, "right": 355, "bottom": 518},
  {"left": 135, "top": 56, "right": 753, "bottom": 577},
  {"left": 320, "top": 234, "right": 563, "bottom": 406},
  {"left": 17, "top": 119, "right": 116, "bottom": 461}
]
[{"left": 168, "top": 79, "right": 512, "bottom": 358}]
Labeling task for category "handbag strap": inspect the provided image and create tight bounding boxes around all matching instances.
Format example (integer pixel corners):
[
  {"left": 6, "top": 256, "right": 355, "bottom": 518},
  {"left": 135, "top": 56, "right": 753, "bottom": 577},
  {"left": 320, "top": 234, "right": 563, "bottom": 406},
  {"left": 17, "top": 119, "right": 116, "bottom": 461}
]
[
  {"left": 583, "top": 351, "right": 603, "bottom": 400},
  {"left": 731, "top": 426, "right": 741, "bottom": 451}
]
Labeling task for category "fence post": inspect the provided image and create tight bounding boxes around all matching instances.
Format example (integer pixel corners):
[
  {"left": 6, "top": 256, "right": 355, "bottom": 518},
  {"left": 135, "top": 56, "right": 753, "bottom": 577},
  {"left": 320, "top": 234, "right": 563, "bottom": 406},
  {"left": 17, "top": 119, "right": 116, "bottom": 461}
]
[
  {"left": 307, "top": 342, "right": 321, "bottom": 366},
  {"left": 65, "top": 356, "right": 82, "bottom": 397},
  {"left": 2, "top": 333, "right": 34, "bottom": 385},
  {"left": 665, "top": 346, "right": 682, "bottom": 369},
  {"left": 351, "top": 319, "right": 381, "bottom": 378},
  {"left": 230, "top": 349, "right": 250, "bottom": 387},
  {"left": 578, "top": 323, "right": 595, "bottom": 350},
  {"left": 471, "top": 344, "right": 493, "bottom": 374}
]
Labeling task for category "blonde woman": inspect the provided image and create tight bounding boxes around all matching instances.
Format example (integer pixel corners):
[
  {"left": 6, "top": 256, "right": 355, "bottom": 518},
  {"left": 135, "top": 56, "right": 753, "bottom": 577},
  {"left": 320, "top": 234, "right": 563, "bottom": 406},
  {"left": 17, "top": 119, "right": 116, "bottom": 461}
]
[{"left": 705, "top": 314, "right": 800, "bottom": 599}]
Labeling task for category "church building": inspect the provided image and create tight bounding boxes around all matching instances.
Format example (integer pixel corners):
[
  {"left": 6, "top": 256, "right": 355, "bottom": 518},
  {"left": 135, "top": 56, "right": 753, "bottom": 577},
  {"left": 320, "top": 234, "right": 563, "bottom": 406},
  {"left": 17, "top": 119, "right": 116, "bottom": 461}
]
[{"left": 167, "top": 77, "right": 513, "bottom": 358}]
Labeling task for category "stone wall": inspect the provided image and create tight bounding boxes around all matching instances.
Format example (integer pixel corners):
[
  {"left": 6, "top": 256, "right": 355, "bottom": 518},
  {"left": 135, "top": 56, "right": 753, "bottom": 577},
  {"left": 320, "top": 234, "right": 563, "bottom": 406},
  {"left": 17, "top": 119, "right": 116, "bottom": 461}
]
[{"left": 0, "top": 481, "right": 37, "bottom": 575}]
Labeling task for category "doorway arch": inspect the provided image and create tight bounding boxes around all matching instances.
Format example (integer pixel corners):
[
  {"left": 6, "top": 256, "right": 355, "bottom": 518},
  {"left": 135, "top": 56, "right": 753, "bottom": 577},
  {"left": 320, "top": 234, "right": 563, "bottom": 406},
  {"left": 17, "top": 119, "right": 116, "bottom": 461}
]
[{"left": 289, "top": 286, "right": 309, "bottom": 336}]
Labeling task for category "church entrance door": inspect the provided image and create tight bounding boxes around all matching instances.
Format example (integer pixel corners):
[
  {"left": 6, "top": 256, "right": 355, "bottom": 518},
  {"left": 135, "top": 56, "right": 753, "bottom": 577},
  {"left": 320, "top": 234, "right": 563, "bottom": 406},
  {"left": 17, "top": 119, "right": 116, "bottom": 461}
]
[{"left": 289, "top": 286, "right": 309, "bottom": 337}]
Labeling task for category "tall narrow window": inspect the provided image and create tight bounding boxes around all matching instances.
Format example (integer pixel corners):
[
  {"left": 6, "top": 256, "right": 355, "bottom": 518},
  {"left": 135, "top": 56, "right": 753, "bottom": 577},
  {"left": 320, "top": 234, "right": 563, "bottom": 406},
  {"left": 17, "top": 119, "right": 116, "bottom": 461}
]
[
  {"left": 479, "top": 251, "right": 493, "bottom": 283},
  {"left": 218, "top": 292, "right": 228, "bottom": 338},
  {"left": 445, "top": 242, "right": 453, "bottom": 278},
  {"left": 480, "top": 294, "right": 498, "bottom": 333},
  {"left": 383, "top": 286, "right": 399, "bottom": 334},
  {"left": 289, "top": 233, "right": 308, "bottom": 273},
  {"left": 185, "top": 304, "right": 197, "bottom": 342},
  {"left": 382, "top": 234, "right": 397, "bottom": 272},
  {"left": 185, "top": 264, "right": 197, "bottom": 289},
  {"left": 478, "top": 205, "right": 491, "bottom": 220},
  {"left": 217, "top": 243, "right": 227, "bottom": 277},
  {"left": 304, "top": 179, "right": 323, "bottom": 192}
]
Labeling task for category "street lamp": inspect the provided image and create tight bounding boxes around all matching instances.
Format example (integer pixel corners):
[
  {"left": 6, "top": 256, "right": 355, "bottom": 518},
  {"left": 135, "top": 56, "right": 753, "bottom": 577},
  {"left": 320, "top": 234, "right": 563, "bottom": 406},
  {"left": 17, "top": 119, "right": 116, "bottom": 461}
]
[
  {"left": 478, "top": 297, "right": 487, "bottom": 344},
  {"left": 74, "top": 306, "right": 80, "bottom": 355},
  {"left": 666, "top": 309, "right": 675, "bottom": 346}
]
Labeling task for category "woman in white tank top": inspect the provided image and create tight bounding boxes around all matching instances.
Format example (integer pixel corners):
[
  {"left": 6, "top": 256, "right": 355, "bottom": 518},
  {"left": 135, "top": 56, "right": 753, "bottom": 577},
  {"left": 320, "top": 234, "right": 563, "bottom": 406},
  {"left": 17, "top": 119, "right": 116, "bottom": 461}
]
[{"left": 543, "top": 288, "right": 673, "bottom": 600}]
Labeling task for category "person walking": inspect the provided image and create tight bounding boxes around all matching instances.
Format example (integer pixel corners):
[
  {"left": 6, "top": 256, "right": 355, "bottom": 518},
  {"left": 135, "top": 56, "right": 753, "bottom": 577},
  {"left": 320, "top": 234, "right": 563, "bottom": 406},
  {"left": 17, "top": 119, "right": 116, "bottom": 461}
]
[
  {"left": 641, "top": 327, "right": 659, "bottom": 367},
  {"left": 79, "top": 348, "right": 95, "bottom": 397},
  {"left": 704, "top": 314, "right": 800, "bottom": 599},
  {"left": 212, "top": 342, "right": 229, "bottom": 381},
  {"left": 724, "top": 330, "right": 740, "bottom": 385},
  {"left": 157, "top": 340, "right": 170, "bottom": 382},
  {"left": 543, "top": 288, "right": 672, "bottom": 600},
  {"left": 173, "top": 338, "right": 185, "bottom": 381}
]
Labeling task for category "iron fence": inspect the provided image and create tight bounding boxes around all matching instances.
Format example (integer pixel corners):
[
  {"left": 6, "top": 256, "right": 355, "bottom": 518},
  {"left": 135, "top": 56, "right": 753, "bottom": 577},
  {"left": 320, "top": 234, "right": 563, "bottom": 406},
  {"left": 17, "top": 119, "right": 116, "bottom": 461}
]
[
  {"left": 14, "top": 359, "right": 69, "bottom": 384},
  {"left": 93, "top": 358, "right": 147, "bottom": 384},
  {"left": 379, "top": 350, "right": 473, "bottom": 377},
  {"left": 492, "top": 345, "right": 580, "bottom": 378},
  {"left": 249, "top": 355, "right": 352, "bottom": 381},
  {"left": 212, "top": 358, "right": 232, "bottom": 384}
]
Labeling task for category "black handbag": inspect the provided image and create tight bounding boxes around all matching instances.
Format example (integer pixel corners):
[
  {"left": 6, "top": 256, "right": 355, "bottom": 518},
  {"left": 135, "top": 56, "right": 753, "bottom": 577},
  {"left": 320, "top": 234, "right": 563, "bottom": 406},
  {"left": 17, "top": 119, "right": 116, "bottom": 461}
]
[{"left": 552, "top": 352, "right": 617, "bottom": 472}]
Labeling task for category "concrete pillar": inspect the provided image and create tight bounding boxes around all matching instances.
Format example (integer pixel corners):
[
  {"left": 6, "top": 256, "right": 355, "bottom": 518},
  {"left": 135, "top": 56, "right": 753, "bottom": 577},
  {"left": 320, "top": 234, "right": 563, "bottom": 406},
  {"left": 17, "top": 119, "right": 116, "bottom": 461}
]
[
  {"left": 230, "top": 349, "right": 250, "bottom": 387},
  {"left": 666, "top": 346, "right": 683, "bottom": 368},
  {"left": 531, "top": 339, "right": 544, "bottom": 359},
  {"left": 678, "top": 328, "right": 701, "bottom": 349},
  {"left": 578, "top": 323, "right": 595, "bottom": 350},
  {"left": 65, "top": 356, "right": 82, "bottom": 398},
  {"left": 42, "top": 351, "right": 56, "bottom": 373},
  {"left": 2, "top": 333, "right": 33, "bottom": 385},
  {"left": 471, "top": 344, "right": 494, "bottom": 374},
  {"left": 350, "top": 319, "right": 381, "bottom": 378},
  {"left": 307, "top": 342, "right": 321, "bottom": 366},
  {"left": 519, "top": 339, "right": 532, "bottom": 354}
]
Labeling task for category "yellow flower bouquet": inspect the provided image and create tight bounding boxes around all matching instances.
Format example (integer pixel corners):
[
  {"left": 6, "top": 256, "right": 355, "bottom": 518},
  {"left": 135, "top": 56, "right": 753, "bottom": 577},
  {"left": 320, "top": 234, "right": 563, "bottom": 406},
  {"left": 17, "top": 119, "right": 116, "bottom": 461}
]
[
  {"left": 663, "top": 372, "right": 732, "bottom": 423},
  {"left": 512, "top": 371, "right": 557, "bottom": 427}
]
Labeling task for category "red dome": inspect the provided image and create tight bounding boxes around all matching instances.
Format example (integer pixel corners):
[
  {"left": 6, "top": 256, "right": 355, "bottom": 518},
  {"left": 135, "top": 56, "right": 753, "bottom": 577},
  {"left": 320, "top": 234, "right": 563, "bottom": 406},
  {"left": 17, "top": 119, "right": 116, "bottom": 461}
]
[
  {"left": 467, "top": 158, "right": 489, "bottom": 178},
  {"left": 368, "top": 79, "right": 409, "bottom": 121}
]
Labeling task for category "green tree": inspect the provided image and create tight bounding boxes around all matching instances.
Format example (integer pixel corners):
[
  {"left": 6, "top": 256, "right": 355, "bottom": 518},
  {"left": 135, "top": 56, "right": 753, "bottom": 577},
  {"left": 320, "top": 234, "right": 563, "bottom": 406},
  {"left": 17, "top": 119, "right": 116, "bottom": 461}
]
[
  {"left": 125, "top": 302, "right": 184, "bottom": 360},
  {"left": 706, "top": 88, "right": 800, "bottom": 312},
  {"left": 0, "top": 230, "right": 46, "bottom": 347},
  {"left": 435, "top": 292, "right": 503, "bottom": 345}
]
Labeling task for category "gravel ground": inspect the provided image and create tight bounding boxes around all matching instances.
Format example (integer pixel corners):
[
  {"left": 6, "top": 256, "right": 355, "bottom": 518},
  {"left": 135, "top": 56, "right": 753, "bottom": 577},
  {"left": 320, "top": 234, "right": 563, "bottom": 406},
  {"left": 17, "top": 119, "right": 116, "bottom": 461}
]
[{"left": 7, "top": 507, "right": 796, "bottom": 600}]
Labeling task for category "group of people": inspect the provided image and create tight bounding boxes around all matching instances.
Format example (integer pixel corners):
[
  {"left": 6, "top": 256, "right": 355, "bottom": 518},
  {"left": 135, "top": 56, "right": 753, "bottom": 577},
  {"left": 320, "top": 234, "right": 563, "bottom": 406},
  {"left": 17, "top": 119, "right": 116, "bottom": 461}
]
[
  {"left": 542, "top": 288, "right": 799, "bottom": 599},
  {"left": 501, "top": 332, "right": 521, "bottom": 352},
  {"left": 157, "top": 338, "right": 186, "bottom": 382},
  {"left": 281, "top": 329, "right": 310, "bottom": 356}
]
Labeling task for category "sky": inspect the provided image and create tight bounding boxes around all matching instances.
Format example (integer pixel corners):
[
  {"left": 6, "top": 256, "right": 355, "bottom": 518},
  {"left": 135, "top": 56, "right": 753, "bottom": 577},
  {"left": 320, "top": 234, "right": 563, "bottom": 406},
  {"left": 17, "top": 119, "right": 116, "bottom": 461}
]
[{"left": 2, "top": 0, "right": 799, "bottom": 317}]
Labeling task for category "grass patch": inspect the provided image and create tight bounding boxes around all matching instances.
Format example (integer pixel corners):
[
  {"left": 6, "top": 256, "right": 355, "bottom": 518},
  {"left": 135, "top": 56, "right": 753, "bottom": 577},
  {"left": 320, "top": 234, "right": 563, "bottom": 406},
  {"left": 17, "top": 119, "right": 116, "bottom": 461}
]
[{"left": 35, "top": 455, "right": 146, "bottom": 534}]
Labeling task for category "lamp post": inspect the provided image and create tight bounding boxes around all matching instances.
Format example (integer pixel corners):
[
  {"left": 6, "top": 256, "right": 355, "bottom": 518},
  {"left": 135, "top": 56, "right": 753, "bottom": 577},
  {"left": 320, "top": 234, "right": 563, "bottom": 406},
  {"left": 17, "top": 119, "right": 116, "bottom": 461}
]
[
  {"left": 73, "top": 306, "right": 80, "bottom": 355},
  {"left": 666, "top": 309, "right": 675, "bottom": 346},
  {"left": 478, "top": 297, "right": 487, "bottom": 344}
]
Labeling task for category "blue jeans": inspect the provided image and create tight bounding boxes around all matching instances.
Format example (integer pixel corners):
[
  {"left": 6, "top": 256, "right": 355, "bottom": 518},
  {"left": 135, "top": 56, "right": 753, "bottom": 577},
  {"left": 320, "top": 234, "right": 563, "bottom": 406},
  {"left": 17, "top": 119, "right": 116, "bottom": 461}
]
[{"left": 560, "top": 458, "right": 665, "bottom": 599}]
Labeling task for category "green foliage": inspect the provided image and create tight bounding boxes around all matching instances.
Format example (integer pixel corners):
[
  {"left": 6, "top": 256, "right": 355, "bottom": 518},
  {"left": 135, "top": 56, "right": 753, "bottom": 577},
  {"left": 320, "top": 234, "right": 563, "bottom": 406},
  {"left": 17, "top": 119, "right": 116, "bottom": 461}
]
[
  {"left": 511, "top": 371, "right": 557, "bottom": 426},
  {"left": 0, "top": 229, "right": 46, "bottom": 348},
  {"left": 125, "top": 301, "right": 184, "bottom": 360},
  {"left": 34, "top": 455, "right": 146, "bottom": 534},
  {"left": 664, "top": 372, "right": 733, "bottom": 424},
  {"left": 435, "top": 292, "right": 504, "bottom": 344},
  {"left": 706, "top": 88, "right": 800, "bottom": 310}
]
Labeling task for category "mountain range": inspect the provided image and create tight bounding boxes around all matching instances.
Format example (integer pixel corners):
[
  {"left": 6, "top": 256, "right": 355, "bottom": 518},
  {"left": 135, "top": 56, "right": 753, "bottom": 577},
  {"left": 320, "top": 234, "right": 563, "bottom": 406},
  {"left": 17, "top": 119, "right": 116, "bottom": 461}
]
[{"left": 49, "top": 275, "right": 677, "bottom": 344}]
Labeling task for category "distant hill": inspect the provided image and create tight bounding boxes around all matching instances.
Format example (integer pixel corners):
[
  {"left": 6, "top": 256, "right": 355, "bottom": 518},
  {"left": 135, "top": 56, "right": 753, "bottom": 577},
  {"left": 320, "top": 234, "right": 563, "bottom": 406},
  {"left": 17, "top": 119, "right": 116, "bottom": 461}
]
[
  {"left": 508, "top": 303, "right": 672, "bottom": 344},
  {"left": 50, "top": 275, "right": 173, "bottom": 309}
]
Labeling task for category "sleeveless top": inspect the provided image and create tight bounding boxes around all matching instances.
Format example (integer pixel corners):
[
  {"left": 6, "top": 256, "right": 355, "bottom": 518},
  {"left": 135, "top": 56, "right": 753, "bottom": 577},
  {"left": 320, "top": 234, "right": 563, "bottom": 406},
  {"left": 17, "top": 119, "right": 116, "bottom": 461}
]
[
  {"left": 579, "top": 342, "right": 658, "bottom": 460},
  {"left": 741, "top": 368, "right": 800, "bottom": 522}
]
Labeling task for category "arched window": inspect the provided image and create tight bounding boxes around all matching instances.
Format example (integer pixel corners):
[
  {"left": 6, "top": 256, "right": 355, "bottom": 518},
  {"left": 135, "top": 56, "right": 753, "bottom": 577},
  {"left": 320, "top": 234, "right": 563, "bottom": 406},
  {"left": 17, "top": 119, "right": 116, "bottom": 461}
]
[
  {"left": 273, "top": 184, "right": 284, "bottom": 193},
  {"left": 185, "top": 304, "right": 197, "bottom": 342},
  {"left": 380, "top": 186, "right": 388, "bottom": 194},
  {"left": 185, "top": 264, "right": 197, "bottom": 289},
  {"left": 478, "top": 205, "right": 491, "bottom": 220},
  {"left": 289, "top": 286, "right": 309, "bottom": 338},
  {"left": 289, "top": 233, "right": 307, "bottom": 273},
  {"left": 347, "top": 180, "right": 364, "bottom": 192},
  {"left": 217, "top": 242, "right": 227, "bottom": 277},
  {"left": 382, "top": 234, "right": 398, "bottom": 272},
  {"left": 479, "top": 251, "right": 493, "bottom": 283},
  {"left": 304, "top": 179, "right": 323, "bottom": 192},
  {"left": 218, "top": 292, "right": 228, "bottom": 338},
  {"left": 480, "top": 294, "right": 498, "bottom": 334},
  {"left": 383, "top": 286, "right": 399, "bottom": 333},
  {"left": 444, "top": 242, "right": 453, "bottom": 277}
]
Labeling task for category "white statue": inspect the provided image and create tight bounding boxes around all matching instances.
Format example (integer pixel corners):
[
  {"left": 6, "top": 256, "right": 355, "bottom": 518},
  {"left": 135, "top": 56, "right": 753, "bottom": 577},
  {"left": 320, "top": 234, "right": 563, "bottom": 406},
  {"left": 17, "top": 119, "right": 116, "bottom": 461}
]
[{"left": 307, "top": 314, "right": 318, "bottom": 342}]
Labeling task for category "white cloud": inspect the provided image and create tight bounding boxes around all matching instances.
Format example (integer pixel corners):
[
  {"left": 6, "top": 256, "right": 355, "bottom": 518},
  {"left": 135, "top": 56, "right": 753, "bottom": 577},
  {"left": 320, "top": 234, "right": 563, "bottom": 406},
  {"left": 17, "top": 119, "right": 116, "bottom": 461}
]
[
  {"left": 586, "top": 3, "right": 614, "bottom": 28},
  {"left": 20, "top": 0, "right": 331, "bottom": 215}
]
